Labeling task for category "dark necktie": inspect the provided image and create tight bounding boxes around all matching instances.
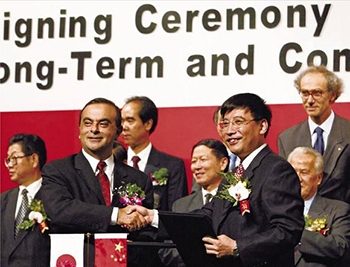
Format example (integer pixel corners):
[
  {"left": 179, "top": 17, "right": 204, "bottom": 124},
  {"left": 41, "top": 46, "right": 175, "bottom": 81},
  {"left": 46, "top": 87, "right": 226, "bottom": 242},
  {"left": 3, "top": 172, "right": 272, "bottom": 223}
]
[
  {"left": 131, "top": 156, "right": 141, "bottom": 170},
  {"left": 15, "top": 189, "right": 29, "bottom": 238},
  {"left": 97, "top": 161, "right": 111, "bottom": 206},
  {"left": 313, "top": 127, "right": 324, "bottom": 155},
  {"left": 229, "top": 154, "right": 237, "bottom": 171},
  {"left": 204, "top": 193, "right": 213, "bottom": 204},
  {"left": 235, "top": 163, "right": 245, "bottom": 178}
]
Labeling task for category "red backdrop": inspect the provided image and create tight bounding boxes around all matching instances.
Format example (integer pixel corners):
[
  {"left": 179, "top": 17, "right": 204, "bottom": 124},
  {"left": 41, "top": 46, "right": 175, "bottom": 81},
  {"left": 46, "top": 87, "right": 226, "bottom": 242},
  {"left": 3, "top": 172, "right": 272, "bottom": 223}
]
[{"left": 1, "top": 103, "right": 349, "bottom": 193}]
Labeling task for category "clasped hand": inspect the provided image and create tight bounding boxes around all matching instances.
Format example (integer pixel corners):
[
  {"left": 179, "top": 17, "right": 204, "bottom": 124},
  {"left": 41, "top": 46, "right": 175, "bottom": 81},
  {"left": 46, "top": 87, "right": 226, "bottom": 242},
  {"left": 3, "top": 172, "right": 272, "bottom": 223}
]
[{"left": 117, "top": 205, "right": 154, "bottom": 231}]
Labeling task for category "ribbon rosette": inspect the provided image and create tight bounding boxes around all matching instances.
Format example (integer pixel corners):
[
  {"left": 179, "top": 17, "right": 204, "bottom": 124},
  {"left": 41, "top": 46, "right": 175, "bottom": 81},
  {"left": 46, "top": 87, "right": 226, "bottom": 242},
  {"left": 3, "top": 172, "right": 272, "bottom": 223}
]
[
  {"left": 18, "top": 199, "right": 49, "bottom": 233},
  {"left": 115, "top": 183, "right": 145, "bottom": 207},
  {"left": 216, "top": 172, "right": 251, "bottom": 216},
  {"left": 227, "top": 181, "right": 251, "bottom": 215},
  {"left": 304, "top": 215, "right": 329, "bottom": 236}
]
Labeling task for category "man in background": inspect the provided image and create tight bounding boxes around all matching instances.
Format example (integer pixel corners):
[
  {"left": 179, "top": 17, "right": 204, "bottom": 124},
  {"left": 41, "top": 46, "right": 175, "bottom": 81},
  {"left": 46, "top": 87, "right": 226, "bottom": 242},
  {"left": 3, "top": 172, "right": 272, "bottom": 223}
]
[
  {"left": 159, "top": 138, "right": 228, "bottom": 267},
  {"left": 121, "top": 96, "right": 188, "bottom": 211},
  {"left": 1, "top": 133, "right": 50, "bottom": 267},
  {"left": 278, "top": 65, "right": 350, "bottom": 203},
  {"left": 288, "top": 147, "right": 350, "bottom": 267}
]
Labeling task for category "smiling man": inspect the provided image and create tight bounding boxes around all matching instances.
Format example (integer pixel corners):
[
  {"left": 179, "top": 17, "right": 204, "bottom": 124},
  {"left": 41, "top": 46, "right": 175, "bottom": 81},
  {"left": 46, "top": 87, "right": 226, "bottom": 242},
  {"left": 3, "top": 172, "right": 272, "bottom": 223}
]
[
  {"left": 278, "top": 65, "right": 350, "bottom": 203},
  {"left": 40, "top": 98, "right": 154, "bottom": 266},
  {"left": 133, "top": 93, "right": 305, "bottom": 267}
]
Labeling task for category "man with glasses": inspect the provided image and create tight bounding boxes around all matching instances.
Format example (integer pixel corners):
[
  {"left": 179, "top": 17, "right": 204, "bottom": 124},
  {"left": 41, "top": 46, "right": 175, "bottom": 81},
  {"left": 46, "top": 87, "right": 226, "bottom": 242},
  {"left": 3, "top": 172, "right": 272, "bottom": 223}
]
[
  {"left": 278, "top": 65, "right": 350, "bottom": 203},
  {"left": 133, "top": 93, "right": 304, "bottom": 267},
  {"left": 1, "top": 133, "right": 50, "bottom": 267}
]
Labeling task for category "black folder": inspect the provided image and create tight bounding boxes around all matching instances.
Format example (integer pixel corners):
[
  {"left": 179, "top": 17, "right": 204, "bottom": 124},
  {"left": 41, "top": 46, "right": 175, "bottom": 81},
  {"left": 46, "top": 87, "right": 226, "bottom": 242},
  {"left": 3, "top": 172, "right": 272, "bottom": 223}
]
[{"left": 159, "top": 211, "right": 220, "bottom": 267}]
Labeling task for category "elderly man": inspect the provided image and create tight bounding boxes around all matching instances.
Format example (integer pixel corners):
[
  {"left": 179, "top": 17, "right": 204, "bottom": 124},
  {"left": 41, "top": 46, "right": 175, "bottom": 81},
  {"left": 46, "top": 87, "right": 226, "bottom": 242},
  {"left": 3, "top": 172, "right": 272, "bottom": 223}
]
[
  {"left": 288, "top": 147, "right": 350, "bottom": 267},
  {"left": 278, "top": 65, "right": 350, "bottom": 203}
]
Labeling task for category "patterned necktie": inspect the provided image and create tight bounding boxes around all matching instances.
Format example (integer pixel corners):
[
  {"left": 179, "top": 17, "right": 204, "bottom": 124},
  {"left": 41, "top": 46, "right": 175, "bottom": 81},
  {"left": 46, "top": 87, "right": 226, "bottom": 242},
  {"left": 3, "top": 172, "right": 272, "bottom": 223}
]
[
  {"left": 313, "top": 127, "right": 324, "bottom": 155},
  {"left": 131, "top": 156, "right": 141, "bottom": 170},
  {"left": 97, "top": 161, "right": 111, "bottom": 206},
  {"left": 15, "top": 189, "right": 29, "bottom": 238},
  {"left": 235, "top": 163, "right": 245, "bottom": 178},
  {"left": 204, "top": 193, "right": 213, "bottom": 204}
]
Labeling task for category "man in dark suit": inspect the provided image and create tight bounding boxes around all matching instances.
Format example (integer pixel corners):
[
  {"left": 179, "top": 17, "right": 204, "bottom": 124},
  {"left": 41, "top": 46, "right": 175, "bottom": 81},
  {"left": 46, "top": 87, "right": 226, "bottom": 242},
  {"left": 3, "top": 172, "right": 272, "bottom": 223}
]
[
  {"left": 1, "top": 134, "right": 50, "bottom": 267},
  {"left": 135, "top": 93, "right": 305, "bottom": 267},
  {"left": 121, "top": 96, "right": 188, "bottom": 211},
  {"left": 288, "top": 147, "right": 350, "bottom": 267},
  {"left": 172, "top": 139, "right": 228, "bottom": 212},
  {"left": 40, "top": 98, "right": 153, "bottom": 266},
  {"left": 160, "top": 139, "right": 228, "bottom": 267},
  {"left": 278, "top": 65, "right": 350, "bottom": 203}
]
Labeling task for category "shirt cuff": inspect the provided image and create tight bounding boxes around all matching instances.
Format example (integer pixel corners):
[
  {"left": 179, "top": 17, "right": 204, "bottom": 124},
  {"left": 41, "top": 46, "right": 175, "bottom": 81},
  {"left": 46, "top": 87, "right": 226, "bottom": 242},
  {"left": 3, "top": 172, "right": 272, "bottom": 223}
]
[
  {"left": 111, "top": 207, "right": 119, "bottom": 225},
  {"left": 151, "top": 209, "right": 159, "bottom": 228}
]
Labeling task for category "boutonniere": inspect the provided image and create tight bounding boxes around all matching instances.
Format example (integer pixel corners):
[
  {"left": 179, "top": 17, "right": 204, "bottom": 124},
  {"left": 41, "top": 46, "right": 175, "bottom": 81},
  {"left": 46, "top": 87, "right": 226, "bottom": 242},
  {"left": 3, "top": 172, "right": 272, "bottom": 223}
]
[
  {"left": 114, "top": 183, "right": 145, "bottom": 206},
  {"left": 18, "top": 199, "right": 49, "bottom": 233},
  {"left": 216, "top": 172, "right": 251, "bottom": 215},
  {"left": 304, "top": 215, "right": 329, "bottom": 236},
  {"left": 150, "top": 167, "right": 169, "bottom": 186}
]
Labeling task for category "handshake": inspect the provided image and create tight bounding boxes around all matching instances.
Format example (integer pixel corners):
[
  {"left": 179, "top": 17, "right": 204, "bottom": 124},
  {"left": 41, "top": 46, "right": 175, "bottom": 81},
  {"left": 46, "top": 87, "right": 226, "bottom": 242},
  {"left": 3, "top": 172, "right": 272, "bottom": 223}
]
[{"left": 117, "top": 205, "right": 156, "bottom": 231}]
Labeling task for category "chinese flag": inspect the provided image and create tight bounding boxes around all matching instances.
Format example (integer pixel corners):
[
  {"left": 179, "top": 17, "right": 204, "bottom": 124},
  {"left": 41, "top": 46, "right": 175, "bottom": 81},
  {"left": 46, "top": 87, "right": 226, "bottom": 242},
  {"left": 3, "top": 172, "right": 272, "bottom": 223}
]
[{"left": 94, "top": 233, "right": 128, "bottom": 267}]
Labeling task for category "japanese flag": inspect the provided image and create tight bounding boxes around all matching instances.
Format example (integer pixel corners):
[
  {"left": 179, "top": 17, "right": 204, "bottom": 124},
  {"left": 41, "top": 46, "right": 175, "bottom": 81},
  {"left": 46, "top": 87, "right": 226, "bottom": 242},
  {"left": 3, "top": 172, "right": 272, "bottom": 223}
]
[
  {"left": 94, "top": 233, "right": 128, "bottom": 267},
  {"left": 50, "top": 233, "right": 84, "bottom": 267}
]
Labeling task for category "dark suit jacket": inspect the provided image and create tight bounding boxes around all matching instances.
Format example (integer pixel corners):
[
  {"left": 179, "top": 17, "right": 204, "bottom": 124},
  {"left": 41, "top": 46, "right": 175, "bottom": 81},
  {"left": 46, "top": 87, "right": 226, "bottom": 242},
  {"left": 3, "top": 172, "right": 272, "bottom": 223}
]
[
  {"left": 278, "top": 115, "right": 350, "bottom": 203},
  {"left": 144, "top": 147, "right": 188, "bottom": 211},
  {"left": 199, "top": 146, "right": 305, "bottom": 267},
  {"left": 1, "top": 188, "right": 50, "bottom": 267},
  {"left": 172, "top": 190, "right": 204, "bottom": 212},
  {"left": 40, "top": 151, "right": 153, "bottom": 234},
  {"left": 295, "top": 195, "right": 350, "bottom": 267}
]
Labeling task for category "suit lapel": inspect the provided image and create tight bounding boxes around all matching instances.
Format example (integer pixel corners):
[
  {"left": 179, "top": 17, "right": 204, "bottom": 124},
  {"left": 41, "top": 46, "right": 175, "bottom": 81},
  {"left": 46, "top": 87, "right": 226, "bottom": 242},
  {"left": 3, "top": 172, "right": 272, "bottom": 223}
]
[
  {"left": 323, "top": 115, "right": 347, "bottom": 178},
  {"left": 244, "top": 146, "right": 271, "bottom": 183},
  {"left": 111, "top": 161, "right": 132, "bottom": 206},
  {"left": 75, "top": 152, "right": 105, "bottom": 204},
  {"left": 189, "top": 191, "right": 204, "bottom": 211},
  {"left": 144, "top": 147, "right": 161, "bottom": 175},
  {"left": 307, "top": 195, "right": 324, "bottom": 218},
  {"left": 298, "top": 121, "right": 312, "bottom": 147},
  {"left": 3, "top": 189, "right": 18, "bottom": 249}
]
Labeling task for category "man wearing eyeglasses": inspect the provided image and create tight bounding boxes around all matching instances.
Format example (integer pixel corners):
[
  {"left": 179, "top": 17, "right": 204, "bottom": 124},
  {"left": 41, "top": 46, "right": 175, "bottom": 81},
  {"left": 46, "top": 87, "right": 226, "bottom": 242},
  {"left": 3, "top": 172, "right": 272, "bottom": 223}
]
[
  {"left": 278, "top": 65, "right": 350, "bottom": 204},
  {"left": 132, "top": 93, "right": 304, "bottom": 267},
  {"left": 1, "top": 133, "right": 50, "bottom": 267}
]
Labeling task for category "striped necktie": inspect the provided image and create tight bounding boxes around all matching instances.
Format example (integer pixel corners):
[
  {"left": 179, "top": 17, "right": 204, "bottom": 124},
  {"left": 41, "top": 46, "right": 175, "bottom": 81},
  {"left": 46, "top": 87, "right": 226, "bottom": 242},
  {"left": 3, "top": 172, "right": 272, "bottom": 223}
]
[{"left": 15, "top": 189, "right": 29, "bottom": 238}]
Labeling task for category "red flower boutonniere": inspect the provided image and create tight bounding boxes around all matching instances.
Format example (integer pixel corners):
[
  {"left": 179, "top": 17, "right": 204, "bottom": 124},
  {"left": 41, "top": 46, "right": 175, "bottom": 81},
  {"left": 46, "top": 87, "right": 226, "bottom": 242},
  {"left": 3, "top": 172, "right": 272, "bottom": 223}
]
[
  {"left": 114, "top": 183, "right": 145, "bottom": 207},
  {"left": 304, "top": 215, "right": 329, "bottom": 236},
  {"left": 217, "top": 172, "right": 251, "bottom": 216},
  {"left": 149, "top": 167, "right": 169, "bottom": 186},
  {"left": 18, "top": 199, "right": 49, "bottom": 234}
]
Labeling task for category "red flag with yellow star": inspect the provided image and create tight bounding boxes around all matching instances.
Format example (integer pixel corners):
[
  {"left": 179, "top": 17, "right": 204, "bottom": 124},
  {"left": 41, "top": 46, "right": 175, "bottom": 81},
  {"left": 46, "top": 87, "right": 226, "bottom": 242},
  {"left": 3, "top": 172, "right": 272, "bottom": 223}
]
[{"left": 94, "top": 233, "right": 128, "bottom": 267}]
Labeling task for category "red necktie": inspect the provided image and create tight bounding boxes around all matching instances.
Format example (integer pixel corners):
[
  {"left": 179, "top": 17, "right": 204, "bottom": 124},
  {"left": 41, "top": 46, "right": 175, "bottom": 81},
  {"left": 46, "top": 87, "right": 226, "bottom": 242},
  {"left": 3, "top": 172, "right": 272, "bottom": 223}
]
[
  {"left": 235, "top": 163, "right": 245, "bottom": 178},
  {"left": 97, "top": 161, "right": 111, "bottom": 206},
  {"left": 131, "top": 156, "right": 141, "bottom": 170}
]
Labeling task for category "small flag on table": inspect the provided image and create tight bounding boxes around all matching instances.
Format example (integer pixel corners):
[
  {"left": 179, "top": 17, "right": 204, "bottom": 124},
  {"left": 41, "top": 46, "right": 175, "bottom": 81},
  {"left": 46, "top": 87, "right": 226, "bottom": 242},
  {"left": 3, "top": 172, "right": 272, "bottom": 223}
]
[
  {"left": 94, "top": 233, "right": 128, "bottom": 267},
  {"left": 50, "top": 233, "right": 84, "bottom": 267}
]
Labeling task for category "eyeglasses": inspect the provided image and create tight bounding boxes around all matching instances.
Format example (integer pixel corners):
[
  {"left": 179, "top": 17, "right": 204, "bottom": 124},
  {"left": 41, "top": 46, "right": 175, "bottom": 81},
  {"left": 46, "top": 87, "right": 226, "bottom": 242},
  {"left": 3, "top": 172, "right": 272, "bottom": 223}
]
[
  {"left": 218, "top": 118, "right": 256, "bottom": 130},
  {"left": 4, "top": 154, "right": 33, "bottom": 167},
  {"left": 299, "top": 90, "right": 327, "bottom": 100}
]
